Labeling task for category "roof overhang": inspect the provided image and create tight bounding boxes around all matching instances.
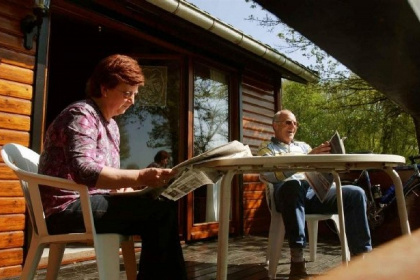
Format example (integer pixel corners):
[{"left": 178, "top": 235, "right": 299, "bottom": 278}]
[
  {"left": 254, "top": 0, "right": 420, "bottom": 119},
  {"left": 146, "top": 0, "right": 319, "bottom": 83}
]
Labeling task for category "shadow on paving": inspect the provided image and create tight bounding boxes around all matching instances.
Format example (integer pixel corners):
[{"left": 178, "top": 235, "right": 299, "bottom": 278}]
[{"left": 20, "top": 235, "right": 343, "bottom": 280}]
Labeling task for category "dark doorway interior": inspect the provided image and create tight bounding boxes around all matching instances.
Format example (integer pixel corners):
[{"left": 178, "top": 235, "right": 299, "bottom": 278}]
[
  {"left": 48, "top": 14, "right": 109, "bottom": 126},
  {"left": 47, "top": 13, "right": 169, "bottom": 127}
]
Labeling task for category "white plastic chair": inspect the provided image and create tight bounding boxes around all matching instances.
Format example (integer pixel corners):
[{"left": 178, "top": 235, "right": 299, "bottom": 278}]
[
  {"left": 1, "top": 143, "right": 137, "bottom": 280},
  {"left": 264, "top": 182, "right": 348, "bottom": 279}
]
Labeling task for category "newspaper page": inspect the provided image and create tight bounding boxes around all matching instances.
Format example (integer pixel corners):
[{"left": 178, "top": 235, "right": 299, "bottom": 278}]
[
  {"left": 160, "top": 141, "right": 252, "bottom": 200},
  {"left": 111, "top": 141, "right": 252, "bottom": 200},
  {"left": 171, "top": 140, "right": 252, "bottom": 172},
  {"left": 305, "top": 130, "right": 346, "bottom": 202},
  {"left": 305, "top": 172, "right": 334, "bottom": 202},
  {"left": 160, "top": 169, "right": 220, "bottom": 201}
]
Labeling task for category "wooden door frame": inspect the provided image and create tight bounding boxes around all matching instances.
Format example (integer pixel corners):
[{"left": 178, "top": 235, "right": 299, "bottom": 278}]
[{"left": 185, "top": 58, "right": 242, "bottom": 241}]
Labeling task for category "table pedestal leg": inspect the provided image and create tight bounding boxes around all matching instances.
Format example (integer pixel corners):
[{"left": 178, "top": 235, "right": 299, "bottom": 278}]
[
  {"left": 384, "top": 167, "right": 411, "bottom": 235},
  {"left": 217, "top": 171, "right": 234, "bottom": 280},
  {"left": 332, "top": 172, "right": 349, "bottom": 264}
]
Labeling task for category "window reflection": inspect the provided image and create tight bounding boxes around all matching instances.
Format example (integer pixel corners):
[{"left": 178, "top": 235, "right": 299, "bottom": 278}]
[
  {"left": 116, "top": 60, "right": 180, "bottom": 170},
  {"left": 193, "top": 63, "right": 229, "bottom": 224}
]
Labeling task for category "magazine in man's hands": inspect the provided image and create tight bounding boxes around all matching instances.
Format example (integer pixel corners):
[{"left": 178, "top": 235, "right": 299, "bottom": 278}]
[
  {"left": 304, "top": 172, "right": 335, "bottom": 202},
  {"left": 329, "top": 130, "right": 346, "bottom": 154},
  {"left": 305, "top": 131, "right": 346, "bottom": 202}
]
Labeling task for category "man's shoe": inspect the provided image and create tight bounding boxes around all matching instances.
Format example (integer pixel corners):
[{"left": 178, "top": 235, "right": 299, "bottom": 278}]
[{"left": 289, "top": 260, "right": 308, "bottom": 280}]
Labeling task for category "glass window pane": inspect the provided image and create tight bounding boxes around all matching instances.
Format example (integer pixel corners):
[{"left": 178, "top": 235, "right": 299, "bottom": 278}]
[
  {"left": 116, "top": 61, "right": 180, "bottom": 169},
  {"left": 193, "top": 63, "right": 229, "bottom": 224}
]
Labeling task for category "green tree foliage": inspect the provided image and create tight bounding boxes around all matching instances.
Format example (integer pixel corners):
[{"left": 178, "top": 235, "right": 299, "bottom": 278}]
[{"left": 282, "top": 79, "right": 418, "bottom": 160}]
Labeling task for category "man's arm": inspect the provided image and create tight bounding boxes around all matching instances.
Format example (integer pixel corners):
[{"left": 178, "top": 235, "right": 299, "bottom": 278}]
[{"left": 308, "top": 141, "right": 331, "bottom": 154}]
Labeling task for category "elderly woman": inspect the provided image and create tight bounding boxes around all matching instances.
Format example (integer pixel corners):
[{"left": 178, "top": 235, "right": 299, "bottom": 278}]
[{"left": 39, "top": 54, "right": 186, "bottom": 280}]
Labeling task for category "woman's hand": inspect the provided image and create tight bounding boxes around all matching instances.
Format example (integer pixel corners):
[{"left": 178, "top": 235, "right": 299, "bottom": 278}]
[
  {"left": 97, "top": 166, "right": 178, "bottom": 190},
  {"left": 138, "top": 168, "right": 178, "bottom": 188},
  {"left": 309, "top": 141, "right": 331, "bottom": 154}
]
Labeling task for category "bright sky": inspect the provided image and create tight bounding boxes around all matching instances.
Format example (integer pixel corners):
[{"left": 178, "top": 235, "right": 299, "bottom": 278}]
[{"left": 186, "top": 0, "right": 308, "bottom": 65}]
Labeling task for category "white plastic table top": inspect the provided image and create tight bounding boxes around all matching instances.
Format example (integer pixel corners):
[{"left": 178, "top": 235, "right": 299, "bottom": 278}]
[
  {"left": 194, "top": 154, "right": 406, "bottom": 172},
  {"left": 193, "top": 154, "right": 409, "bottom": 280}
]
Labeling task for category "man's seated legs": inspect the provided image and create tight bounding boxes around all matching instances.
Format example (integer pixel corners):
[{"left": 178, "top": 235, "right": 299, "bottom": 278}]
[
  {"left": 306, "top": 184, "right": 372, "bottom": 256},
  {"left": 274, "top": 180, "right": 372, "bottom": 279},
  {"left": 274, "top": 179, "right": 310, "bottom": 279}
]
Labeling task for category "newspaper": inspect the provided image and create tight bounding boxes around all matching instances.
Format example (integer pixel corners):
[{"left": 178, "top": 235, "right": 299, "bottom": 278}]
[
  {"left": 159, "top": 168, "right": 220, "bottom": 201},
  {"left": 160, "top": 140, "right": 252, "bottom": 200},
  {"left": 113, "top": 141, "right": 252, "bottom": 200},
  {"left": 305, "top": 131, "right": 346, "bottom": 202}
]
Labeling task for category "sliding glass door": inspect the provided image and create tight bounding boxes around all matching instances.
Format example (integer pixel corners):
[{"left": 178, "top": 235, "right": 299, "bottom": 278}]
[{"left": 190, "top": 62, "right": 230, "bottom": 239}]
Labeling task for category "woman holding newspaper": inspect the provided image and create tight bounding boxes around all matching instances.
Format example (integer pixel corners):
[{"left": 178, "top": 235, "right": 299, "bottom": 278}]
[
  {"left": 38, "top": 54, "right": 187, "bottom": 280},
  {"left": 257, "top": 110, "right": 371, "bottom": 280}
]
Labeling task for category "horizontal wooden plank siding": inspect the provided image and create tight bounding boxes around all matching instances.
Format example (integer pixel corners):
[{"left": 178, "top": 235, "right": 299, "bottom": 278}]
[
  {"left": 0, "top": 231, "right": 24, "bottom": 249},
  {"left": 0, "top": 180, "right": 22, "bottom": 197},
  {"left": 242, "top": 173, "right": 270, "bottom": 235},
  {"left": 0, "top": 197, "right": 26, "bottom": 214},
  {"left": 0, "top": 265, "right": 21, "bottom": 279},
  {"left": 0, "top": 112, "right": 31, "bottom": 131},
  {"left": 0, "top": 48, "right": 35, "bottom": 70},
  {"left": 242, "top": 82, "right": 275, "bottom": 154},
  {"left": 0, "top": 78, "right": 33, "bottom": 99},
  {"left": 0, "top": 165, "right": 16, "bottom": 180},
  {"left": 0, "top": 64, "right": 34, "bottom": 85},
  {"left": 0, "top": 128, "right": 30, "bottom": 146},
  {"left": 0, "top": 248, "right": 23, "bottom": 269},
  {"left": 0, "top": 214, "right": 25, "bottom": 232},
  {"left": 0, "top": 1, "right": 34, "bottom": 277},
  {"left": 0, "top": 95, "right": 32, "bottom": 115},
  {"left": 241, "top": 79, "right": 277, "bottom": 235}
]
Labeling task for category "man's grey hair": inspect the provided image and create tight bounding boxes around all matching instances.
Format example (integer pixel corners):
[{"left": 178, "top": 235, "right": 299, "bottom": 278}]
[{"left": 272, "top": 109, "right": 293, "bottom": 123}]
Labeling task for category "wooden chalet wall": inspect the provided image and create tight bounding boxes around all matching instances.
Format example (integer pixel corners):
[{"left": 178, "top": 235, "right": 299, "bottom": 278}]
[
  {"left": 0, "top": 0, "right": 35, "bottom": 278},
  {"left": 241, "top": 81, "right": 278, "bottom": 235}
]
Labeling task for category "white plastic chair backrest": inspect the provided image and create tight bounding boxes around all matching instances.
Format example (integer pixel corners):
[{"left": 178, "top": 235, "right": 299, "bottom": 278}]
[
  {"left": 1, "top": 143, "right": 95, "bottom": 238},
  {"left": 2, "top": 143, "right": 39, "bottom": 173},
  {"left": 1, "top": 143, "right": 41, "bottom": 234}
]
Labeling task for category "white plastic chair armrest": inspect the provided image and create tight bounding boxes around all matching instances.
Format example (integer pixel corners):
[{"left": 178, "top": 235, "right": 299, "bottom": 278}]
[{"left": 16, "top": 168, "right": 97, "bottom": 237}]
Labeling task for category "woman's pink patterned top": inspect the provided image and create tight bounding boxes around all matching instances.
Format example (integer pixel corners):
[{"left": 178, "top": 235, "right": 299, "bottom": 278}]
[{"left": 39, "top": 99, "right": 120, "bottom": 217}]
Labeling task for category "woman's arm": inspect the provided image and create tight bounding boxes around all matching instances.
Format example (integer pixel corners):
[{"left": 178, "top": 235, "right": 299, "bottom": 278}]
[{"left": 96, "top": 166, "right": 177, "bottom": 190}]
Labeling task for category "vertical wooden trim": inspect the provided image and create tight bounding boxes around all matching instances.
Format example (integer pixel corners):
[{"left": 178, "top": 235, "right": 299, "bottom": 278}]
[
  {"left": 185, "top": 57, "right": 194, "bottom": 241},
  {"left": 177, "top": 56, "right": 188, "bottom": 241},
  {"left": 232, "top": 71, "right": 243, "bottom": 236},
  {"left": 186, "top": 58, "right": 194, "bottom": 161},
  {"left": 30, "top": 16, "right": 50, "bottom": 153},
  {"left": 275, "top": 78, "right": 282, "bottom": 112},
  {"left": 233, "top": 71, "right": 242, "bottom": 141}
]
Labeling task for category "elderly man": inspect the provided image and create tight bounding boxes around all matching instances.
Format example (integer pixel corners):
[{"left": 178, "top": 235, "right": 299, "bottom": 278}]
[{"left": 257, "top": 109, "right": 371, "bottom": 280}]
